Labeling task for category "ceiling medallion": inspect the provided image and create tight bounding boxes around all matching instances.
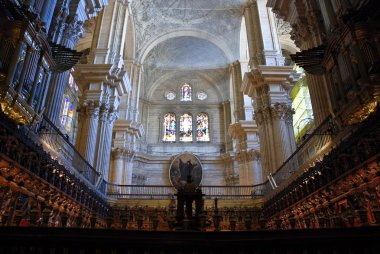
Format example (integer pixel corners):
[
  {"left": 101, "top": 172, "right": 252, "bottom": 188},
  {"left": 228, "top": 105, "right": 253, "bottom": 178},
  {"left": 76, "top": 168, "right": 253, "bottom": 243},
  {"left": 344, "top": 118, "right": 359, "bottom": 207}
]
[
  {"left": 165, "top": 91, "right": 176, "bottom": 100},
  {"left": 196, "top": 91, "right": 207, "bottom": 100}
]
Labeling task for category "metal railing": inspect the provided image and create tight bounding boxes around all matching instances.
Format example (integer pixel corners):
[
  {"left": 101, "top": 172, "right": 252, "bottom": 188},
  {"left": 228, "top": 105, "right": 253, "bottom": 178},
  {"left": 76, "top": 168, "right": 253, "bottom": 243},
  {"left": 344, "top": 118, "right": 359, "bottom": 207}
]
[
  {"left": 31, "top": 116, "right": 102, "bottom": 192},
  {"left": 106, "top": 182, "right": 265, "bottom": 200},
  {"left": 264, "top": 116, "right": 336, "bottom": 192}
]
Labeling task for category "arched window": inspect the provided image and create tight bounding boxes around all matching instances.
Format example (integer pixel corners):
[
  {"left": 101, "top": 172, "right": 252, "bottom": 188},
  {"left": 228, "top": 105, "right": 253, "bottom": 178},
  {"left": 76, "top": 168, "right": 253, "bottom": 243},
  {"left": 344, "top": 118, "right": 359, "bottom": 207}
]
[
  {"left": 181, "top": 83, "right": 192, "bottom": 101},
  {"left": 196, "top": 113, "right": 210, "bottom": 142},
  {"left": 163, "top": 113, "right": 176, "bottom": 142},
  {"left": 179, "top": 113, "right": 193, "bottom": 142}
]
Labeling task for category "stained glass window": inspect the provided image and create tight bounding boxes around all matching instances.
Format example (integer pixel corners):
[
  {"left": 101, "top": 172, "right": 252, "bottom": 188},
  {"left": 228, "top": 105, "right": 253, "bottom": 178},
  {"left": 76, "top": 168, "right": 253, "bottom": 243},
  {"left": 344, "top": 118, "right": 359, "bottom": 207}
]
[
  {"left": 60, "top": 96, "right": 76, "bottom": 133},
  {"left": 179, "top": 113, "right": 193, "bottom": 142},
  {"left": 196, "top": 113, "right": 210, "bottom": 142},
  {"left": 181, "top": 84, "right": 192, "bottom": 101},
  {"left": 60, "top": 96, "right": 70, "bottom": 126},
  {"left": 163, "top": 113, "right": 176, "bottom": 142}
]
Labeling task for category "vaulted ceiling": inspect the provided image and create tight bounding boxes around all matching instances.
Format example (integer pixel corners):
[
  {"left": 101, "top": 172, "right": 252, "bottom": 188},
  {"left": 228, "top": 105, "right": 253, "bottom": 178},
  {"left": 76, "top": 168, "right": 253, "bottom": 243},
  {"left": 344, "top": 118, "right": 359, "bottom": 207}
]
[{"left": 130, "top": 0, "right": 249, "bottom": 99}]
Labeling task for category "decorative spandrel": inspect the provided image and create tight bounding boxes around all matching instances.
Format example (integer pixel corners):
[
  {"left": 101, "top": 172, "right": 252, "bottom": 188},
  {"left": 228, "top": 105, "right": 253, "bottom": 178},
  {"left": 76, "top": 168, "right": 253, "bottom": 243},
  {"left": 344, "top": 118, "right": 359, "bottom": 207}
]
[
  {"left": 196, "top": 113, "right": 210, "bottom": 141},
  {"left": 169, "top": 153, "right": 202, "bottom": 190},
  {"left": 163, "top": 113, "right": 176, "bottom": 142},
  {"left": 180, "top": 113, "right": 192, "bottom": 141}
]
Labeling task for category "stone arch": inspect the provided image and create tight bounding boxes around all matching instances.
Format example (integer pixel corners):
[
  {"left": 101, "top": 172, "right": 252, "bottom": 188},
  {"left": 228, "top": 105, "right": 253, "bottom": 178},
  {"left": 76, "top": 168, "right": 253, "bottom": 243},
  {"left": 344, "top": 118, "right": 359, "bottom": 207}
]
[{"left": 138, "top": 29, "right": 235, "bottom": 65}]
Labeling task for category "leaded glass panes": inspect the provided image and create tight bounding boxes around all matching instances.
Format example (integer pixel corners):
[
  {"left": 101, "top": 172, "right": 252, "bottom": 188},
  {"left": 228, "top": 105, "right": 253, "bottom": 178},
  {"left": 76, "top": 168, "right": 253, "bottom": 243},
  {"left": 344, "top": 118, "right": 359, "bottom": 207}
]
[
  {"left": 180, "top": 113, "right": 193, "bottom": 142},
  {"left": 196, "top": 113, "right": 210, "bottom": 142},
  {"left": 163, "top": 113, "right": 176, "bottom": 142},
  {"left": 181, "top": 84, "right": 192, "bottom": 101}
]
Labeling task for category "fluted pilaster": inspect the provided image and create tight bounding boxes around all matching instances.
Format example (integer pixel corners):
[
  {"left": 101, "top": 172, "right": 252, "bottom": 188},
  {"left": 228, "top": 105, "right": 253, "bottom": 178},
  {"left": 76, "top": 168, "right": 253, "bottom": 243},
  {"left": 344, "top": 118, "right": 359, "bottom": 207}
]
[
  {"left": 76, "top": 101, "right": 100, "bottom": 166},
  {"left": 243, "top": 1, "right": 264, "bottom": 67},
  {"left": 231, "top": 61, "right": 245, "bottom": 122},
  {"left": 95, "top": 106, "right": 117, "bottom": 180},
  {"left": 109, "top": 148, "right": 135, "bottom": 185},
  {"left": 129, "top": 63, "right": 142, "bottom": 122},
  {"left": 255, "top": 103, "right": 295, "bottom": 176}
]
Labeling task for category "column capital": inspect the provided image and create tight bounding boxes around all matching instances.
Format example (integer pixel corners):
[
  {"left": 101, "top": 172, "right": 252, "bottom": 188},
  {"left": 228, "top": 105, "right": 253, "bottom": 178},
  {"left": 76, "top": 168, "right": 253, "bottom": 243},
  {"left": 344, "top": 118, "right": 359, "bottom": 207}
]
[
  {"left": 271, "top": 102, "right": 294, "bottom": 121},
  {"left": 108, "top": 110, "right": 118, "bottom": 123},
  {"left": 61, "top": 15, "right": 84, "bottom": 48},
  {"left": 80, "top": 100, "right": 100, "bottom": 118},
  {"left": 111, "top": 148, "right": 135, "bottom": 161}
]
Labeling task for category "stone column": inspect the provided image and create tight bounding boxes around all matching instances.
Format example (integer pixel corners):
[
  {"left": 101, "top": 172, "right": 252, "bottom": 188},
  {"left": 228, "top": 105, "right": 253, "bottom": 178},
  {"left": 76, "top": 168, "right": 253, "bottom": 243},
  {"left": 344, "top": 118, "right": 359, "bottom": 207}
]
[
  {"left": 256, "top": 0, "right": 284, "bottom": 65},
  {"left": 90, "top": 0, "right": 129, "bottom": 65},
  {"left": 95, "top": 106, "right": 117, "bottom": 180},
  {"left": 231, "top": 61, "right": 245, "bottom": 122},
  {"left": 243, "top": 1, "right": 264, "bottom": 67},
  {"left": 252, "top": 152, "right": 262, "bottom": 184},
  {"left": 222, "top": 101, "right": 232, "bottom": 152},
  {"left": 243, "top": 66, "right": 300, "bottom": 177},
  {"left": 255, "top": 102, "right": 295, "bottom": 176},
  {"left": 271, "top": 103, "right": 296, "bottom": 161},
  {"left": 129, "top": 63, "right": 142, "bottom": 122},
  {"left": 109, "top": 148, "right": 125, "bottom": 184},
  {"left": 237, "top": 152, "right": 249, "bottom": 185},
  {"left": 122, "top": 150, "right": 135, "bottom": 186},
  {"left": 75, "top": 101, "right": 100, "bottom": 166}
]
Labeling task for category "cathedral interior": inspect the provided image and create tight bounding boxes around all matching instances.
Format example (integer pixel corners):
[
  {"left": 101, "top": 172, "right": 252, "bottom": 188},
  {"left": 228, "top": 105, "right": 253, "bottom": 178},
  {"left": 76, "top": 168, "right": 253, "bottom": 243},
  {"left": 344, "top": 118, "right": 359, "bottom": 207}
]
[{"left": 0, "top": 0, "right": 379, "bottom": 253}]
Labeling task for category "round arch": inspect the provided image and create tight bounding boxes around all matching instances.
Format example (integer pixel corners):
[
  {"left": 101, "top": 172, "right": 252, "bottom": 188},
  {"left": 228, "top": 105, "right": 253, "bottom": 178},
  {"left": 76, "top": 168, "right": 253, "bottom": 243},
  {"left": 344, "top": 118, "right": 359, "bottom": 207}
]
[{"left": 138, "top": 28, "right": 235, "bottom": 65}]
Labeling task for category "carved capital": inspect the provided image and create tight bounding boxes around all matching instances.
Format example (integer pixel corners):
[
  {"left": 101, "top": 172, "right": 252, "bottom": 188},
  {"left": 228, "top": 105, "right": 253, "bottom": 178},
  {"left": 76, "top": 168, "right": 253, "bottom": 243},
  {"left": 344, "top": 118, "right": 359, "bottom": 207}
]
[
  {"left": 271, "top": 103, "right": 294, "bottom": 121},
  {"left": 254, "top": 110, "right": 263, "bottom": 125},
  {"left": 112, "top": 148, "right": 135, "bottom": 161},
  {"left": 112, "top": 148, "right": 125, "bottom": 160},
  {"left": 61, "top": 15, "right": 84, "bottom": 46},
  {"left": 80, "top": 101, "right": 100, "bottom": 118}
]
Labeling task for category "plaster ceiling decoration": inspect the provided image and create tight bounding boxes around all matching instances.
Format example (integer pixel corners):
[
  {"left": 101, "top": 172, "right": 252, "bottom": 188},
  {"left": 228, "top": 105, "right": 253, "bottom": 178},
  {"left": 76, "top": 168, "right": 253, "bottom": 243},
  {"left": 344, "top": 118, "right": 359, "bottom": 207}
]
[
  {"left": 275, "top": 15, "right": 299, "bottom": 54},
  {"left": 144, "top": 36, "right": 230, "bottom": 70},
  {"left": 196, "top": 91, "right": 208, "bottom": 101},
  {"left": 275, "top": 16, "right": 292, "bottom": 35},
  {"left": 131, "top": 0, "right": 250, "bottom": 98},
  {"left": 165, "top": 91, "right": 176, "bottom": 100},
  {"left": 131, "top": 0, "right": 248, "bottom": 60}
]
